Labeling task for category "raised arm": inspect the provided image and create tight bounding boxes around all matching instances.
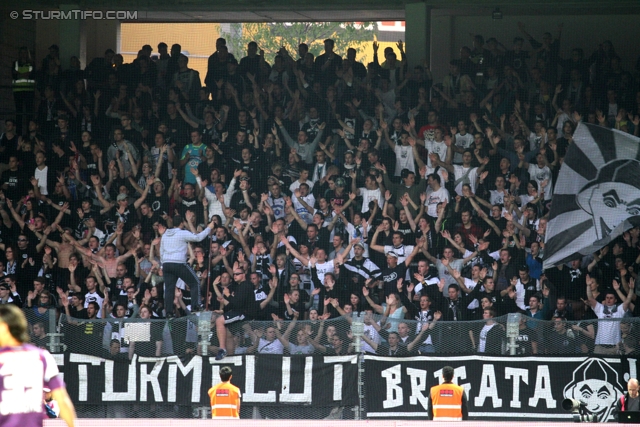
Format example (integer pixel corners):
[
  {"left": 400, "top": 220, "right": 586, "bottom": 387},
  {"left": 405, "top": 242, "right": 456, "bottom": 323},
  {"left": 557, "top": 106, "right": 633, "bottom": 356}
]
[{"left": 362, "top": 284, "right": 383, "bottom": 314}]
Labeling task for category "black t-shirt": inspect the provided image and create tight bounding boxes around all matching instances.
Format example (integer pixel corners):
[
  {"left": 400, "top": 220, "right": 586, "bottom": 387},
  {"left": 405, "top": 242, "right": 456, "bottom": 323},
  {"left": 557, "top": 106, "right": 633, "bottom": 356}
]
[
  {"left": 0, "top": 222, "right": 12, "bottom": 246},
  {"left": 140, "top": 212, "right": 160, "bottom": 239},
  {"left": 86, "top": 154, "right": 107, "bottom": 176},
  {"left": 69, "top": 306, "right": 89, "bottom": 319},
  {"left": 147, "top": 193, "right": 170, "bottom": 216},
  {"left": 1, "top": 168, "right": 28, "bottom": 201},
  {"left": 515, "top": 326, "right": 536, "bottom": 355},
  {"left": 230, "top": 190, "right": 257, "bottom": 213},
  {"left": 198, "top": 159, "right": 225, "bottom": 183},
  {"left": 177, "top": 196, "right": 204, "bottom": 226},
  {"left": 0, "top": 134, "right": 19, "bottom": 158},
  {"left": 165, "top": 115, "right": 190, "bottom": 148},
  {"left": 381, "top": 263, "right": 408, "bottom": 297},
  {"left": 132, "top": 321, "right": 164, "bottom": 357}
]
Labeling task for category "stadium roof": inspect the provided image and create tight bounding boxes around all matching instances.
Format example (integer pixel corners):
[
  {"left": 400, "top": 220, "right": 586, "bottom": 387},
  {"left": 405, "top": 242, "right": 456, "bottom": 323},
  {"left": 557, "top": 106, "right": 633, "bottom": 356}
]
[{"left": 16, "top": 0, "right": 640, "bottom": 22}]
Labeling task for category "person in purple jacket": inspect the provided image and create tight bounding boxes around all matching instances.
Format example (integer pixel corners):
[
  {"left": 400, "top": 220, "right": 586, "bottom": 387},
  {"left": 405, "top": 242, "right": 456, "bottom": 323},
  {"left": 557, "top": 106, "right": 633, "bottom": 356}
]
[{"left": 0, "top": 304, "right": 76, "bottom": 427}]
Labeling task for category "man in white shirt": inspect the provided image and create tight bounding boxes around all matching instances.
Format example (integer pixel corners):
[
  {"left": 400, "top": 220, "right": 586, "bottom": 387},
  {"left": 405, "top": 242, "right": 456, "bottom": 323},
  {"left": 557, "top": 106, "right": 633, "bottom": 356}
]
[
  {"left": 289, "top": 168, "right": 315, "bottom": 193},
  {"left": 254, "top": 325, "right": 284, "bottom": 354},
  {"left": 451, "top": 120, "right": 475, "bottom": 165},
  {"left": 384, "top": 130, "right": 416, "bottom": 176},
  {"left": 362, "top": 310, "right": 381, "bottom": 354},
  {"left": 435, "top": 149, "right": 487, "bottom": 196},
  {"left": 489, "top": 176, "right": 509, "bottom": 206},
  {"left": 266, "top": 183, "right": 287, "bottom": 220},
  {"left": 423, "top": 127, "right": 448, "bottom": 174},
  {"left": 519, "top": 152, "right": 553, "bottom": 201},
  {"left": 350, "top": 171, "right": 384, "bottom": 213},
  {"left": 292, "top": 185, "right": 315, "bottom": 224},
  {"left": 311, "top": 149, "right": 329, "bottom": 185},
  {"left": 423, "top": 248, "right": 463, "bottom": 292},
  {"left": 424, "top": 173, "right": 449, "bottom": 218},
  {"left": 586, "top": 280, "right": 633, "bottom": 355},
  {"left": 33, "top": 152, "right": 54, "bottom": 196}
]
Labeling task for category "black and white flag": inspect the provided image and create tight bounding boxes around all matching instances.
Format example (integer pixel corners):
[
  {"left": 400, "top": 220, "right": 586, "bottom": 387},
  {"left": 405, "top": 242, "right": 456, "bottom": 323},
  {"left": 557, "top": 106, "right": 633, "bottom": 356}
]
[{"left": 544, "top": 123, "right": 640, "bottom": 268}]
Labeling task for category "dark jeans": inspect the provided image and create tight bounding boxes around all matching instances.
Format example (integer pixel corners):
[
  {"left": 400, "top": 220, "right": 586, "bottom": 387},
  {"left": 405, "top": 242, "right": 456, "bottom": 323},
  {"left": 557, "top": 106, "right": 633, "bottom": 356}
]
[{"left": 162, "top": 262, "right": 201, "bottom": 315}]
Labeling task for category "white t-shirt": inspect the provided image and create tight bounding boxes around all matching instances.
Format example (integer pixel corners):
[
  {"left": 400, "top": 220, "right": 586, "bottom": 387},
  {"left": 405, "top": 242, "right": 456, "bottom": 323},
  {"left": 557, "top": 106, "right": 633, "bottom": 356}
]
[
  {"left": 292, "top": 193, "right": 316, "bottom": 224},
  {"left": 528, "top": 131, "right": 543, "bottom": 152},
  {"left": 383, "top": 244, "right": 415, "bottom": 264},
  {"left": 288, "top": 343, "right": 315, "bottom": 355},
  {"left": 84, "top": 291, "right": 104, "bottom": 318},
  {"left": 453, "top": 165, "right": 478, "bottom": 196},
  {"left": 490, "top": 189, "right": 508, "bottom": 206},
  {"left": 512, "top": 282, "right": 526, "bottom": 310},
  {"left": 289, "top": 179, "right": 315, "bottom": 194},
  {"left": 518, "top": 194, "right": 535, "bottom": 207},
  {"left": 593, "top": 302, "right": 625, "bottom": 345},
  {"left": 394, "top": 144, "right": 416, "bottom": 175},
  {"left": 435, "top": 258, "right": 463, "bottom": 291},
  {"left": 362, "top": 324, "right": 381, "bottom": 354},
  {"left": 528, "top": 164, "right": 553, "bottom": 200},
  {"left": 258, "top": 338, "right": 284, "bottom": 354},
  {"left": 359, "top": 187, "right": 384, "bottom": 213},
  {"left": 425, "top": 186, "right": 450, "bottom": 218},
  {"left": 463, "top": 278, "right": 480, "bottom": 309},
  {"left": 478, "top": 323, "right": 495, "bottom": 353},
  {"left": 34, "top": 166, "right": 49, "bottom": 195},
  {"left": 313, "top": 260, "right": 335, "bottom": 284},
  {"left": 424, "top": 139, "right": 448, "bottom": 169},
  {"left": 268, "top": 195, "right": 286, "bottom": 219},
  {"left": 555, "top": 112, "right": 571, "bottom": 135},
  {"left": 453, "top": 133, "right": 474, "bottom": 164}
]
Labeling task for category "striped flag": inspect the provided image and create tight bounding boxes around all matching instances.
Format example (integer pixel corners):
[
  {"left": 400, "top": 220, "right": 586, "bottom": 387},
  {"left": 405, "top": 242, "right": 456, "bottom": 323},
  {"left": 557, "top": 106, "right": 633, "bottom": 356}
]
[{"left": 543, "top": 123, "right": 640, "bottom": 269}]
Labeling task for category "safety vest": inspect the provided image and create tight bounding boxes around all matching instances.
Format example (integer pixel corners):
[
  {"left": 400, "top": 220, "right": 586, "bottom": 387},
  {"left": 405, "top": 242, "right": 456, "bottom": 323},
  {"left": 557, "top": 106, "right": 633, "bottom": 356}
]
[
  {"left": 12, "top": 62, "right": 35, "bottom": 92},
  {"left": 208, "top": 381, "right": 241, "bottom": 419},
  {"left": 430, "top": 382, "right": 464, "bottom": 420}
]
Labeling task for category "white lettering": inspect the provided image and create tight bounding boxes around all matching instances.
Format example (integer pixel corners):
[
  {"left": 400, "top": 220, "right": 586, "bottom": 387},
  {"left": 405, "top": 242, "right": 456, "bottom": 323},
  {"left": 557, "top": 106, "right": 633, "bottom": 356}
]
[
  {"left": 69, "top": 353, "right": 104, "bottom": 401},
  {"left": 243, "top": 356, "right": 276, "bottom": 402},
  {"left": 323, "top": 355, "right": 357, "bottom": 401},
  {"left": 474, "top": 364, "right": 503, "bottom": 407},
  {"left": 505, "top": 367, "right": 528, "bottom": 408},
  {"left": 628, "top": 358, "right": 637, "bottom": 381},
  {"left": 280, "top": 357, "right": 313, "bottom": 403},
  {"left": 528, "top": 365, "right": 555, "bottom": 408},
  {"left": 139, "top": 358, "right": 164, "bottom": 402},
  {"left": 207, "top": 356, "right": 243, "bottom": 391},
  {"left": 102, "top": 355, "right": 137, "bottom": 401},
  {"left": 166, "top": 355, "right": 202, "bottom": 403},
  {"left": 407, "top": 367, "right": 428, "bottom": 409},
  {"left": 381, "top": 364, "right": 403, "bottom": 409}
]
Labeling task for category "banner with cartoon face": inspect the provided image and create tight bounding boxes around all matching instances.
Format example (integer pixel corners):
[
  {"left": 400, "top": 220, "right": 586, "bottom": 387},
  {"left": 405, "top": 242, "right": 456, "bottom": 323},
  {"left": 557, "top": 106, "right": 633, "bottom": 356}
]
[
  {"left": 544, "top": 123, "right": 640, "bottom": 268},
  {"left": 365, "top": 355, "right": 636, "bottom": 421}
]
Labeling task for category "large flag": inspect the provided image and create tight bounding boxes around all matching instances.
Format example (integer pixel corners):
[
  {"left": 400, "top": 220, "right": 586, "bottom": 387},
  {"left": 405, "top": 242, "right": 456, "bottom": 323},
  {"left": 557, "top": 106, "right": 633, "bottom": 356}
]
[{"left": 543, "top": 123, "right": 640, "bottom": 269}]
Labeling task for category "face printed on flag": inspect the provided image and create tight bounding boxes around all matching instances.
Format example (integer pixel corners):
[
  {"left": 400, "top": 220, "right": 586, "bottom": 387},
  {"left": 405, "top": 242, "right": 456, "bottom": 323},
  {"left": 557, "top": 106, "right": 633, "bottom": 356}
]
[
  {"left": 576, "top": 162, "right": 640, "bottom": 240},
  {"left": 544, "top": 124, "right": 640, "bottom": 269}
]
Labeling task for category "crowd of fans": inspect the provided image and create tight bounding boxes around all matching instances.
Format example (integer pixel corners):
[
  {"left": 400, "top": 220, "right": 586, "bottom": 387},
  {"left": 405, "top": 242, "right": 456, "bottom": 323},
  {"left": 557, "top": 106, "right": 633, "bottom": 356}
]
[{"left": 3, "top": 24, "right": 640, "bottom": 360}]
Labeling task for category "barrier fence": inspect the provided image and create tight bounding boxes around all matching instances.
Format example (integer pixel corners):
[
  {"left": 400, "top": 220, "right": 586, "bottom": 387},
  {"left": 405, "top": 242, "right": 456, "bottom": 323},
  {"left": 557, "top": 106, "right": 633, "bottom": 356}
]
[{"left": 25, "top": 308, "right": 640, "bottom": 420}]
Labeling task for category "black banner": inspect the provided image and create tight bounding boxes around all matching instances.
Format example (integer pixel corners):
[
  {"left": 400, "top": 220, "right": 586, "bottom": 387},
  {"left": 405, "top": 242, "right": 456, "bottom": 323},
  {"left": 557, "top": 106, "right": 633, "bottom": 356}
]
[
  {"left": 60, "top": 353, "right": 358, "bottom": 406},
  {"left": 364, "top": 355, "right": 639, "bottom": 421}
]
